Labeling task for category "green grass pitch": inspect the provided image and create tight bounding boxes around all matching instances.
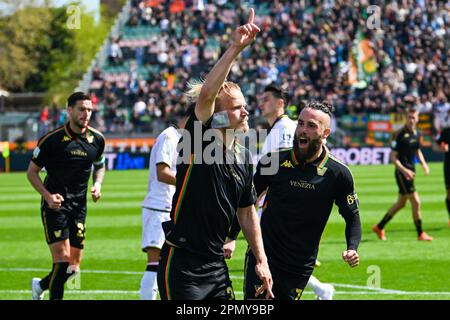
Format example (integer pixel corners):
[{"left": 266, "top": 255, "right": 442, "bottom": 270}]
[{"left": 0, "top": 163, "right": 448, "bottom": 300}]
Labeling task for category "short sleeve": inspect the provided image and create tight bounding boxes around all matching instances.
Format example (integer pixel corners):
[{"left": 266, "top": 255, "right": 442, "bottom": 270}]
[
  {"left": 238, "top": 163, "right": 257, "bottom": 208},
  {"left": 155, "top": 133, "right": 178, "bottom": 168},
  {"left": 93, "top": 135, "right": 106, "bottom": 168},
  {"left": 31, "top": 136, "right": 51, "bottom": 168}
]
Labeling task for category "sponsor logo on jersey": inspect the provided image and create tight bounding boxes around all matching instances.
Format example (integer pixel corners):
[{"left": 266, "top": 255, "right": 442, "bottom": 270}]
[
  {"left": 290, "top": 180, "right": 315, "bottom": 190},
  {"left": 347, "top": 192, "right": 358, "bottom": 205},
  {"left": 71, "top": 150, "right": 87, "bottom": 157}
]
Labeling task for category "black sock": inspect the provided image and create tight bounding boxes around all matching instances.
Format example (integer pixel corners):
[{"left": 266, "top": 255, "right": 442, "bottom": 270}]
[
  {"left": 146, "top": 264, "right": 158, "bottom": 272},
  {"left": 446, "top": 197, "right": 450, "bottom": 218},
  {"left": 39, "top": 264, "right": 56, "bottom": 290},
  {"left": 378, "top": 213, "right": 393, "bottom": 230},
  {"left": 414, "top": 219, "right": 423, "bottom": 236},
  {"left": 49, "top": 262, "right": 69, "bottom": 300}
]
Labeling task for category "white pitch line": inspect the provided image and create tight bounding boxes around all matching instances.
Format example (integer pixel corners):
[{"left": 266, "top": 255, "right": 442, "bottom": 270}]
[
  {"left": 329, "top": 283, "right": 404, "bottom": 294},
  {"left": 0, "top": 268, "right": 142, "bottom": 275},
  {"left": 1, "top": 268, "right": 449, "bottom": 296},
  {"left": 1, "top": 290, "right": 450, "bottom": 296}
]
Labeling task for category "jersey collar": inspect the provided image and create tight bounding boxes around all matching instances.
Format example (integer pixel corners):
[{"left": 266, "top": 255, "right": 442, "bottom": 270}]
[
  {"left": 268, "top": 114, "right": 288, "bottom": 135},
  {"left": 290, "top": 145, "right": 330, "bottom": 169},
  {"left": 64, "top": 123, "right": 88, "bottom": 141}
]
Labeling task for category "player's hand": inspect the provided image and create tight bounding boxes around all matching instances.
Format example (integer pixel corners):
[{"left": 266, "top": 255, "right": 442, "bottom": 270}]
[
  {"left": 401, "top": 168, "right": 415, "bottom": 181},
  {"left": 91, "top": 182, "right": 102, "bottom": 202},
  {"left": 254, "top": 259, "right": 274, "bottom": 299},
  {"left": 423, "top": 164, "right": 430, "bottom": 176},
  {"left": 232, "top": 8, "right": 260, "bottom": 50},
  {"left": 223, "top": 238, "right": 236, "bottom": 259},
  {"left": 342, "top": 250, "right": 359, "bottom": 268},
  {"left": 46, "top": 193, "right": 64, "bottom": 210}
]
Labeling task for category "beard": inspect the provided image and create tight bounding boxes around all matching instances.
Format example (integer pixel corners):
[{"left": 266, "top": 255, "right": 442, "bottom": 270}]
[
  {"left": 74, "top": 118, "right": 89, "bottom": 130},
  {"left": 293, "top": 134, "right": 323, "bottom": 161}
]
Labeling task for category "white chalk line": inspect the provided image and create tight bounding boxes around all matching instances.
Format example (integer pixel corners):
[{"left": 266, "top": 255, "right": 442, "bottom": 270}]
[{"left": 1, "top": 267, "right": 448, "bottom": 296}]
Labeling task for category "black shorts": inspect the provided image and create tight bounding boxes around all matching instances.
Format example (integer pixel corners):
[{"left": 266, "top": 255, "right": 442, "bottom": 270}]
[
  {"left": 157, "top": 243, "right": 235, "bottom": 300},
  {"left": 444, "top": 160, "right": 450, "bottom": 189},
  {"left": 244, "top": 248, "right": 310, "bottom": 300},
  {"left": 41, "top": 200, "right": 87, "bottom": 249},
  {"left": 395, "top": 169, "right": 415, "bottom": 195}
]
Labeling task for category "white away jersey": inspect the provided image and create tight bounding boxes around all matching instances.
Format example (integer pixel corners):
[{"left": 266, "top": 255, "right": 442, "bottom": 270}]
[
  {"left": 142, "top": 126, "right": 181, "bottom": 211},
  {"left": 261, "top": 115, "right": 297, "bottom": 155}
]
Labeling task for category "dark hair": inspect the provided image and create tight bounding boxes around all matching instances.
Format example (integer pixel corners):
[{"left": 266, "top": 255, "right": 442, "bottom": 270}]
[
  {"left": 67, "top": 92, "right": 91, "bottom": 108},
  {"left": 304, "top": 101, "right": 334, "bottom": 118},
  {"left": 264, "top": 84, "right": 288, "bottom": 103},
  {"left": 177, "top": 103, "right": 195, "bottom": 118}
]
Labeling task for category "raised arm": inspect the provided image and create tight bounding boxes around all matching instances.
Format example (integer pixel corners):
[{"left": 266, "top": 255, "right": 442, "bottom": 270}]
[{"left": 195, "top": 8, "right": 260, "bottom": 123}]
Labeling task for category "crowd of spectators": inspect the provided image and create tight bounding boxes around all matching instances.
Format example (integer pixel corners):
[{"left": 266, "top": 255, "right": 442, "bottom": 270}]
[{"left": 62, "top": 0, "right": 450, "bottom": 136}]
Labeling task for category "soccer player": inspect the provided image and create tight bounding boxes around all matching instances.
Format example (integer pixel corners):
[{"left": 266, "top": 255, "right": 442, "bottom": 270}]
[
  {"left": 373, "top": 107, "right": 432, "bottom": 241},
  {"left": 27, "top": 92, "right": 105, "bottom": 300},
  {"left": 156, "top": 8, "right": 273, "bottom": 300},
  {"left": 434, "top": 127, "right": 450, "bottom": 226},
  {"left": 229, "top": 85, "right": 335, "bottom": 299},
  {"left": 139, "top": 107, "right": 191, "bottom": 300},
  {"left": 244, "top": 101, "right": 361, "bottom": 300}
]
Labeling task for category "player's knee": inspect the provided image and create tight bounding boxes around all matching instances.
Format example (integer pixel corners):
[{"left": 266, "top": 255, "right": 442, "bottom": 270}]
[
  {"left": 397, "top": 199, "right": 407, "bottom": 209},
  {"left": 400, "top": 201, "right": 407, "bottom": 209},
  {"left": 147, "top": 248, "right": 161, "bottom": 263},
  {"left": 51, "top": 246, "right": 71, "bottom": 262},
  {"left": 411, "top": 198, "right": 420, "bottom": 208}
]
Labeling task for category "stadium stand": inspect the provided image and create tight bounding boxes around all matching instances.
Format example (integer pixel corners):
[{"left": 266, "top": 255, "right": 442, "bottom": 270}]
[{"left": 43, "top": 1, "right": 450, "bottom": 145}]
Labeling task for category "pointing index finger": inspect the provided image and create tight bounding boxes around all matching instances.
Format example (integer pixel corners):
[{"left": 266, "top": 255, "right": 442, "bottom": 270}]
[{"left": 248, "top": 8, "right": 255, "bottom": 24}]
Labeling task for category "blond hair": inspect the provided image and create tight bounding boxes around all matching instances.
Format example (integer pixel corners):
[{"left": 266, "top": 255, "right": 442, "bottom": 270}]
[{"left": 184, "top": 80, "right": 241, "bottom": 110}]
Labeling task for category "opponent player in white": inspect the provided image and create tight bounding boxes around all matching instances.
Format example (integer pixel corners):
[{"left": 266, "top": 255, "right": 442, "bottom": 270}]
[{"left": 139, "top": 108, "right": 190, "bottom": 300}]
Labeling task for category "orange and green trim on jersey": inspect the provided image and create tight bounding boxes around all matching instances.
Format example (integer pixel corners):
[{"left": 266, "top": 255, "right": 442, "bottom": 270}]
[
  {"left": 291, "top": 148, "right": 299, "bottom": 166},
  {"left": 38, "top": 127, "right": 65, "bottom": 147},
  {"left": 317, "top": 147, "right": 330, "bottom": 169},
  {"left": 173, "top": 154, "right": 194, "bottom": 224},
  {"left": 88, "top": 126, "right": 104, "bottom": 138},
  {"left": 164, "top": 246, "right": 175, "bottom": 300}
]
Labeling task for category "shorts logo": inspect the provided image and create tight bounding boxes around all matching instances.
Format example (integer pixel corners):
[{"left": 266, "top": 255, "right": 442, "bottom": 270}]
[
  {"left": 54, "top": 230, "right": 62, "bottom": 238},
  {"left": 281, "top": 160, "right": 294, "bottom": 168},
  {"left": 347, "top": 193, "right": 359, "bottom": 205}
]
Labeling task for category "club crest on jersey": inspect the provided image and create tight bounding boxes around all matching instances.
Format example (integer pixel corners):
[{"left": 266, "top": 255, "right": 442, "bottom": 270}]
[
  {"left": 62, "top": 136, "right": 71, "bottom": 142},
  {"left": 317, "top": 166, "right": 328, "bottom": 176},
  {"left": 87, "top": 135, "right": 94, "bottom": 143}
]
